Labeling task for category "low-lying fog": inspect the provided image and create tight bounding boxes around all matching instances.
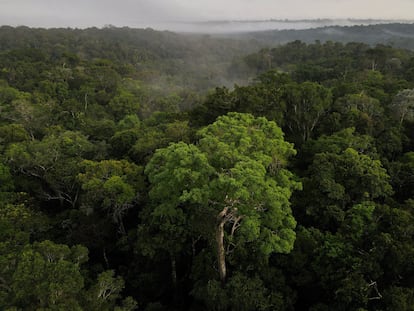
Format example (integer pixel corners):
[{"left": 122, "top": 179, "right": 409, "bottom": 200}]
[{"left": 137, "top": 19, "right": 414, "bottom": 34}]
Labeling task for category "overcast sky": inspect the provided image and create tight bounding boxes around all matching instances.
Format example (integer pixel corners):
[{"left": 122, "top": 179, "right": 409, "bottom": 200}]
[{"left": 1, "top": 0, "right": 414, "bottom": 29}]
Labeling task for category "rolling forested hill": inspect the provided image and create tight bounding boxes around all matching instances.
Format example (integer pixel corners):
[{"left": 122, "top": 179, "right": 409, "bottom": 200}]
[
  {"left": 235, "top": 23, "right": 414, "bottom": 49},
  {"left": 1, "top": 23, "right": 414, "bottom": 95},
  {"left": 0, "top": 25, "right": 261, "bottom": 92}
]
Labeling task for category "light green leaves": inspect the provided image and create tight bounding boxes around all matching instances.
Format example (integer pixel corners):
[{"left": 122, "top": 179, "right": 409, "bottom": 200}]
[{"left": 143, "top": 112, "right": 300, "bottom": 267}]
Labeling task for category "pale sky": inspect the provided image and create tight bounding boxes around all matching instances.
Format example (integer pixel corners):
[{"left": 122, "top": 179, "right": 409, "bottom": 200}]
[{"left": 1, "top": 0, "right": 413, "bottom": 29}]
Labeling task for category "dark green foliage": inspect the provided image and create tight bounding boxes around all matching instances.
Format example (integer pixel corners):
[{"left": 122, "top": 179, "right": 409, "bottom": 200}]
[{"left": 2, "top": 25, "right": 414, "bottom": 310}]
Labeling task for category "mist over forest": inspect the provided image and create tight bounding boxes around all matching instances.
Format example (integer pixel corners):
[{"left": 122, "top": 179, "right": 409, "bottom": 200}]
[
  {"left": 127, "top": 19, "right": 414, "bottom": 33},
  {"left": 2, "top": 16, "right": 414, "bottom": 310}
]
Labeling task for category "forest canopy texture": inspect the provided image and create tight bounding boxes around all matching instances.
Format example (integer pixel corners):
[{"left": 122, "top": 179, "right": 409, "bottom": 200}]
[{"left": 1, "top": 25, "right": 414, "bottom": 310}]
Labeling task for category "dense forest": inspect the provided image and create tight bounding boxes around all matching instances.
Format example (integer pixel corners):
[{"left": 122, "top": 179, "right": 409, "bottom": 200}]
[
  {"left": 237, "top": 23, "right": 414, "bottom": 49},
  {"left": 1, "top": 25, "right": 414, "bottom": 310}
]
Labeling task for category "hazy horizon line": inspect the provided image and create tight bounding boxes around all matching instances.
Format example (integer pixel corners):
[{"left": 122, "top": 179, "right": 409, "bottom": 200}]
[
  {"left": 179, "top": 18, "right": 414, "bottom": 24},
  {"left": 2, "top": 18, "right": 414, "bottom": 33}
]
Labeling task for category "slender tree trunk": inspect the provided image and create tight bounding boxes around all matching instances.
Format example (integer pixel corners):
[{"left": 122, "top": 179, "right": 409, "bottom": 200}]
[
  {"left": 216, "top": 206, "right": 229, "bottom": 284},
  {"left": 216, "top": 220, "right": 226, "bottom": 284},
  {"left": 171, "top": 255, "right": 177, "bottom": 288},
  {"left": 371, "top": 60, "right": 377, "bottom": 71},
  {"left": 103, "top": 247, "right": 109, "bottom": 268},
  {"left": 84, "top": 93, "right": 88, "bottom": 112}
]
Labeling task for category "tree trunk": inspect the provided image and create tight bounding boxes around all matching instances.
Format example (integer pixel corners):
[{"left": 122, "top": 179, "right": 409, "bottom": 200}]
[
  {"left": 216, "top": 206, "right": 228, "bottom": 284},
  {"left": 216, "top": 220, "right": 226, "bottom": 284},
  {"left": 171, "top": 255, "right": 177, "bottom": 288}
]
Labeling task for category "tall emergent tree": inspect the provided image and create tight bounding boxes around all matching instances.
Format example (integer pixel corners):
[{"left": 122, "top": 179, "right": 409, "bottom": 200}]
[{"left": 143, "top": 112, "right": 300, "bottom": 284}]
